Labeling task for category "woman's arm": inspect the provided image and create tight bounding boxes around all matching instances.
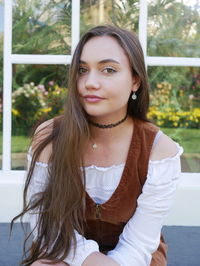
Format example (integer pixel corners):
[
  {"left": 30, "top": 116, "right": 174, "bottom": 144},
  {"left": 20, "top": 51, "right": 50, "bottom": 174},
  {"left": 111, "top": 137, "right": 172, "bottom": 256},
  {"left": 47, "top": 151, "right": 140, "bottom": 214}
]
[
  {"left": 28, "top": 154, "right": 104, "bottom": 266},
  {"left": 29, "top": 119, "right": 120, "bottom": 265},
  {"left": 28, "top": 121, "right": 101, "bottom": 266},
  {"left": 29, "top": 162, "right": 119, "bottom": 266},
  {"left": 107, "top": 135, "right": 183, "bottom": 266}
]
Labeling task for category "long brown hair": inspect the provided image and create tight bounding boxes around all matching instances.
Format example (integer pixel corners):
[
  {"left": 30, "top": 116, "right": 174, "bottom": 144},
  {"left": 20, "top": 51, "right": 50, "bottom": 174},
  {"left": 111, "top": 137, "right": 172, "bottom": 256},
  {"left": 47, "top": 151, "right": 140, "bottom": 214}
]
[{"left": 11, "top": 25, "right": 149, "bottom": 265}]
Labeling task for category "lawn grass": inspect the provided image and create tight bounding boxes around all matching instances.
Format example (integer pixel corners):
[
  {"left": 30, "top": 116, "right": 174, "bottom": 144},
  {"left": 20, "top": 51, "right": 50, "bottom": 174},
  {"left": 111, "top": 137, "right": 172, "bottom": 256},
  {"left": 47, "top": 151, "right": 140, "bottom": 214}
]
[
  {"left": 0, "top": 134, "right": 31, "bottom": 153},
  {"left": 0, "top": 128, "right": 199, "bottom": 154},
  {"left": 12, "top": 135, "right": 31, "bottom": 153},
  {"left": 161, "top": 127, "right": 200, "bottom": 155},
  {"left": 160, "top": 128, "right": 200, "bottom": 172},
  {"left": 0, "top": 128, "right": 199, "bottom": 172}
]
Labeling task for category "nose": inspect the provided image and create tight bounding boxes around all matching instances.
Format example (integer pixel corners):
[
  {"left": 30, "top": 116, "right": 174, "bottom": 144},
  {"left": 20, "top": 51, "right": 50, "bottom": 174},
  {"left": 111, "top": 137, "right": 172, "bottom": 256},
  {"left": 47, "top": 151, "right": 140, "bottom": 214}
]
[{"left": 85, "top": 71, "right": 100, "bottom": 90}]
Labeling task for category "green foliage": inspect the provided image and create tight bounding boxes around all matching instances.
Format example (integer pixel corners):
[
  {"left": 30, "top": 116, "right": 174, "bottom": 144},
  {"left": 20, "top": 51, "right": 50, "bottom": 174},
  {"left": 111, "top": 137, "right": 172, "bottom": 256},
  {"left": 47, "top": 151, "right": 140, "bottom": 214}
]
[
  {"left": 110, "top": 0, "right": 139, "bottom": 31},
  {"left": 0, "top": 0, "right": 200, "bottom": 136},
  {"left": 148, "top": 66, "right": 191, "bottom": 93},
  {"left": 80, "top": 0, "right": 139, "bottom": 35},
  {"left": 148, "top": 66, "right": 200, "bottom": 111},
  {"left": 13, "top": 64, "right": 69, "bottom": 90},
  {"left": 148, "top": 81, "right": 200, "bottom": 129},
  {"left": 148, "top": 0, "right": 200, "bottom": 57},
  {"left": 12, "top": 82, "right": 66, "bottom": 135},
  {"left": 148, "top": 106, "right": 200, "bottom": 129},
  {"left": 0, "top": 0, "right": 71, "bottom": 92},
  {"left": 147, "top": 0, "right": 200, "bottom": 113},
  {"left": 0, "top": 33, "right": 3, "bottom": 91},
  {"left": 12, "top": 0, "right": 71, "bottom": 55}
]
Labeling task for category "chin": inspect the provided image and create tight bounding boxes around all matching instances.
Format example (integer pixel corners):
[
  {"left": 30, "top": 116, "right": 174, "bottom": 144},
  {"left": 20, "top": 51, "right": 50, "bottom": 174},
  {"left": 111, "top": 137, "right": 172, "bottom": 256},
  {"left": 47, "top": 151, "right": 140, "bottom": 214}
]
[
  {"left": 85, "top": 112, "right": 103, "bottom": 119},
  {"left": 83, "top": 107, "right": 104, "bottom": 118}
]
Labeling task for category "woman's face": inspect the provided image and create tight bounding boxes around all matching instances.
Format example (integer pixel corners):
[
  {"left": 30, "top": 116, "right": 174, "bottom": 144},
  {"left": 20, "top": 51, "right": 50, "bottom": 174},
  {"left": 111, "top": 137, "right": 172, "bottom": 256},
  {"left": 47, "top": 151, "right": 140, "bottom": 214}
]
[{"left": 77, "top": 36, "right": 138, "bottom": 122}]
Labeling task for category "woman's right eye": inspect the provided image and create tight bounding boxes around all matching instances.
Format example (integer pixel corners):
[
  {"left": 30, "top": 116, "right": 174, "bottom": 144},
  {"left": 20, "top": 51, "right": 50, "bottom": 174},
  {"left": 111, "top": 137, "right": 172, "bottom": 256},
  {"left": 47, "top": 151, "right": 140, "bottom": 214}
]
[{"left": 79, "top": 67, "right": 88, "bottom": 74}]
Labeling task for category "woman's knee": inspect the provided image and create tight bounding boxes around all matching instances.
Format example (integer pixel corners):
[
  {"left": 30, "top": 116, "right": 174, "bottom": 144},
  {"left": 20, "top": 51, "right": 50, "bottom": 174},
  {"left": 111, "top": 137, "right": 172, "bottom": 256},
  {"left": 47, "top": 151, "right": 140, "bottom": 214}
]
[{"left": 31, "top": 260, "right": 44, "bottom": 266}]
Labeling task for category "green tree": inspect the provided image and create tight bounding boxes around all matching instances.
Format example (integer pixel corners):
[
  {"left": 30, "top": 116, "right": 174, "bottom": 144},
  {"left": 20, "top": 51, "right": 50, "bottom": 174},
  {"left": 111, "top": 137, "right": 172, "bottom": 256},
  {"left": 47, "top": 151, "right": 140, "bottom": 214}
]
[
  {"left": 110, "top": 0, "right": 139, "bottom": 32},
  {"left": 147, "top": 0, "right": 200, "bottom": 109},
  {"left": 148, "top": 0, "right": 200, "bottom": 57},
  {"left": 5, "top": 0, "right": 71, "bottom": 90}
]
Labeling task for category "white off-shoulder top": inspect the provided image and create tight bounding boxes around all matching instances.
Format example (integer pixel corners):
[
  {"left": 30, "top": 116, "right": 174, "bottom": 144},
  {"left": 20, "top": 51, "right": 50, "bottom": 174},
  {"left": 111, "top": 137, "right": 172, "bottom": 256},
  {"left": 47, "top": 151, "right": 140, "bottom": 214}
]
[{"left": 27, "top": 131, "right": 183, "bottom": 266}]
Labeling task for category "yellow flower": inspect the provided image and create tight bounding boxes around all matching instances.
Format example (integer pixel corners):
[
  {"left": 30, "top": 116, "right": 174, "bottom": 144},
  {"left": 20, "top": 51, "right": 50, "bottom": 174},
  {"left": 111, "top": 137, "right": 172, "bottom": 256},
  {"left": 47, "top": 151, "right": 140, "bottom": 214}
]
[
  {"left": 157, "top": 121, "right": 164, "bottom": 126},
  {"left": 12, "top": 108, "right": 20, "bottom": 116},
  {"left": 173, "top": 122, "right": 178, "bottom": 127},
  {"left": 156, "top": 83, "right": 162, "bottom": 89},
  {"left": 41, "top": 107, "right": 52, "bottom": 113}
]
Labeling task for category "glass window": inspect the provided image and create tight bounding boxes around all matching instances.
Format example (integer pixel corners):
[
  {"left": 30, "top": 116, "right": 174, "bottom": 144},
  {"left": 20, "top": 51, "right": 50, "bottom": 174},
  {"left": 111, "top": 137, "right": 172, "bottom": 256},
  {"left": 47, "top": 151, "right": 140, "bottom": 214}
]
[
  {"left": 148, "top": 66, "right": 200, "bottom": 173},
  {"left": 12, "top": 0, "right": 72, "bottom": 55},
  {"left": 80, "top": 0, "right": 139, "bottom": 34},
  {"left": 147, "top": 0, "right": 200, "bottom": 57},
  {"left": 2, "top": 0, "right": 199, "bottom": 174},
  {"left": 11, "top": 64, "right": 68, "bottom": 170},
  {"left": 0, "top": 0, "right": 4, "bottom": 169}
]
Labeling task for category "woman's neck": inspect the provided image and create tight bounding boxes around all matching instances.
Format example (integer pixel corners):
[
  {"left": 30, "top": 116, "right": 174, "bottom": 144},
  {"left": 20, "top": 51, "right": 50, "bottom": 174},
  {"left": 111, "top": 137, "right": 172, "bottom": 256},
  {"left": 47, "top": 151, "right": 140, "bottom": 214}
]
[
  {"left": 89, "top": 116, "right": 133, "bottom": 145},
  {"left": 84, "top": 116, "right": 134, "bottom": 167}
]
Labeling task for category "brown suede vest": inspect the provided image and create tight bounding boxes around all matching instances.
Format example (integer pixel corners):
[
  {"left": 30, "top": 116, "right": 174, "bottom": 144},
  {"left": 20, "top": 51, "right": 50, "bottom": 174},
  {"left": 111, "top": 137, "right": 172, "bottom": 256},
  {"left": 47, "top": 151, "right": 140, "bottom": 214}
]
[{"left": 84, "top": 118, "right": 167, "bottom": 266}]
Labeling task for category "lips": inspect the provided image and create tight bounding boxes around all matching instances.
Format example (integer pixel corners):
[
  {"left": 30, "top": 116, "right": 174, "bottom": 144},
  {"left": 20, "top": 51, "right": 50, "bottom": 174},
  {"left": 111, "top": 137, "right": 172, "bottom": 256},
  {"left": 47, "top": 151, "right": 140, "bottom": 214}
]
[{"left": 83, "top": 95, "right": 104, "bottom": 103}]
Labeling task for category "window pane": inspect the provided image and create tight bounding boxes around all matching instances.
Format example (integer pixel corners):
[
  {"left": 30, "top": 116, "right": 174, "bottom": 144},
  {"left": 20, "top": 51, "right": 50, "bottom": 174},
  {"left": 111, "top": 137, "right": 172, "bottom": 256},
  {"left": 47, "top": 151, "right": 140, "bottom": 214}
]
[
  {"left": 80, "top": 0, "right": 139, "bottom": 34},
  {"left": 12, "top": 64, "right": 68, "bottom": 170},
  {"left": 147, "top": 0, "right": 200, "bottom": 57},
  {"left": 148, "top": 66, "right": 200, "bottom": 173},
  {"left": 0, "top": 0, "right": 4, "bottom": 169},
  {"left": 12, "top": 0, "right": 71, "bottom": 55}
]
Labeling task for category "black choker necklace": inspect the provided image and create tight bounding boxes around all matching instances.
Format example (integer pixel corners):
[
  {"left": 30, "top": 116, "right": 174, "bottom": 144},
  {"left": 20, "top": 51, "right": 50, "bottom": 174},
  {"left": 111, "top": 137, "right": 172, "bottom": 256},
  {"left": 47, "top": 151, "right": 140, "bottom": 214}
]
[{"left": 89, "top": 113, "right": 128, "bottom": 129}]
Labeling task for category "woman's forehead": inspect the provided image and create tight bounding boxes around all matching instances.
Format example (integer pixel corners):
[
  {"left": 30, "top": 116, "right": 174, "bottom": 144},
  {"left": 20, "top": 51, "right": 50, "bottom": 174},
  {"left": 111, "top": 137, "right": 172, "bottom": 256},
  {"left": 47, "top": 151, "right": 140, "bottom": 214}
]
[{"left": 80, "top": 36, "right": 129, "bottom": 65}]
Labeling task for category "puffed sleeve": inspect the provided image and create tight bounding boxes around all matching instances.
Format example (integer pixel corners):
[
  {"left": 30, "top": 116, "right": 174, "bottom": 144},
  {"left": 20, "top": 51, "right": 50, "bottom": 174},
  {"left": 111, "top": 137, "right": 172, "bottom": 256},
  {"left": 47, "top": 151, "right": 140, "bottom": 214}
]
[
  {"left": 107, "top": 143, "right": 183, "bottom": 266},
  {"left": 27, "top": 150, "right": 99, "bottom": 266}
]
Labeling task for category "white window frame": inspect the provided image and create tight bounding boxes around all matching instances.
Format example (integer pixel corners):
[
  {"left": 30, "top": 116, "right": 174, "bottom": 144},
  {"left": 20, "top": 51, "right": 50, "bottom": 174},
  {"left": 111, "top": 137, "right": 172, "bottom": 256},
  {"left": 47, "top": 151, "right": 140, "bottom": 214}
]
[
  {"left": 1, "top": 0, "right": 200, "bottom": 180},
  {"left": 1, "top": 0, "right": 200, "bottom": 226},
  {"left": 2, "top": 0, "right": 79, "bottom": 178}
]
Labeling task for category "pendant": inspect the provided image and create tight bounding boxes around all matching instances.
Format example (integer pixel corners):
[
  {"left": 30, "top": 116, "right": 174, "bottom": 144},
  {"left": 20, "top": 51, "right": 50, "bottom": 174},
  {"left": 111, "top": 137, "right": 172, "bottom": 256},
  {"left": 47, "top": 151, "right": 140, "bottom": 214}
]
[{"left": 92, "top": 143, "right": 97, "bottom": 149}]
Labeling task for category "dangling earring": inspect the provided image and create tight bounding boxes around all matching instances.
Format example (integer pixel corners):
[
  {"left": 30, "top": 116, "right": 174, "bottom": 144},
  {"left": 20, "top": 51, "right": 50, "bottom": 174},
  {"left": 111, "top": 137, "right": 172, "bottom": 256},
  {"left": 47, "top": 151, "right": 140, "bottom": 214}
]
[{"left": 132, "top": 92, "right": 137, "bottom": 100}]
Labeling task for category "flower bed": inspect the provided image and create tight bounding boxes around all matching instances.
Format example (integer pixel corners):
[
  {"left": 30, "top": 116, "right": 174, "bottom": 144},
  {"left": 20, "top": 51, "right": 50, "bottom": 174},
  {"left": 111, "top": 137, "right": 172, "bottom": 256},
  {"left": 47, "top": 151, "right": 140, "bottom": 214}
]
[{"left": 148, "top": 107, "right": 200, "bottom": 128}]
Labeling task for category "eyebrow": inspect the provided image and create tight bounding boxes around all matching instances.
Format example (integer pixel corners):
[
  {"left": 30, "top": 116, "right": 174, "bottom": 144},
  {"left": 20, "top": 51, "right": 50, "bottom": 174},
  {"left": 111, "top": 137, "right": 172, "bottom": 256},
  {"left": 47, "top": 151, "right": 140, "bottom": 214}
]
[{"left": 79, "top": 59, "right": 120, "bottom": 65}]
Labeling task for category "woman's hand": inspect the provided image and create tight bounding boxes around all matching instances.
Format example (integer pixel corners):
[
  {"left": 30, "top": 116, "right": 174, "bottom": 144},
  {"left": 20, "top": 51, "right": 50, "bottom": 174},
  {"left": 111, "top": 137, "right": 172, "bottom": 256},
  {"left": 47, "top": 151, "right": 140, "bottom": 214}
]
[{"left": 31, "top": 260, "right": 68, "bottom": 266}]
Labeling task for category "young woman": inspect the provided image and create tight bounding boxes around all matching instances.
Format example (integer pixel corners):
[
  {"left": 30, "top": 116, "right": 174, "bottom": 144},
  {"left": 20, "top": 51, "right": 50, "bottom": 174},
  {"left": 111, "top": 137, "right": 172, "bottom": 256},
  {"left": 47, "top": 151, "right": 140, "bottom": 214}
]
[{"left": 13, "top": 25, "right": 183, "bottom": 266}]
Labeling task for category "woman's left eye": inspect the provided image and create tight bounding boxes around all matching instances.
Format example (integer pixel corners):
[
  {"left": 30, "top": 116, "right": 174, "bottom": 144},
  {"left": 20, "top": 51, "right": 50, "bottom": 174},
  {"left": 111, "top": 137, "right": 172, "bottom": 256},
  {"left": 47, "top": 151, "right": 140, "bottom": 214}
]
[
  {"left": 78, "top": 67, "right": 88, "bottom": 74},
  {"left": 103, "top": 67, "right": 117, "bottom": 74}
]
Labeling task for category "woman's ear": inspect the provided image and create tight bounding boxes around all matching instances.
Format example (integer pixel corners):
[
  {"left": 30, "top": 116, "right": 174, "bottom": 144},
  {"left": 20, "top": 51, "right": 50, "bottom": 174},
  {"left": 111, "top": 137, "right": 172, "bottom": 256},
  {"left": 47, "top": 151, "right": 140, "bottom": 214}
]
[{"left": 132, "top": 76, "right": 141, "bottom": 92}]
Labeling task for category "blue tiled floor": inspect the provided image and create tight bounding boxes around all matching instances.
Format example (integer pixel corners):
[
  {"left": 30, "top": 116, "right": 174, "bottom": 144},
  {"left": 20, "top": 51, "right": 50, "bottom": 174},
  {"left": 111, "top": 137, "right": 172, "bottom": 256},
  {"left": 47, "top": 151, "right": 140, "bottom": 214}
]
[
  {"left": 0, "top": 223, "right": 200, "bottom": 266},
  {"left": 162, "top": 226, "right": 200, "bottom": 266},
  {"left": 0, "top": 223, "right": 31, "bottom": 266}
]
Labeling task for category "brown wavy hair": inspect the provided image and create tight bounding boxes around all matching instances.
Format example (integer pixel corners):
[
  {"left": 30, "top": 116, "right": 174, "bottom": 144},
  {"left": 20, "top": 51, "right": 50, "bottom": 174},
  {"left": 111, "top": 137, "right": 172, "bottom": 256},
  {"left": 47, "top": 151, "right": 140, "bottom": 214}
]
[{"left": 11, "top": 25, "right": 150, "bottom": 265}]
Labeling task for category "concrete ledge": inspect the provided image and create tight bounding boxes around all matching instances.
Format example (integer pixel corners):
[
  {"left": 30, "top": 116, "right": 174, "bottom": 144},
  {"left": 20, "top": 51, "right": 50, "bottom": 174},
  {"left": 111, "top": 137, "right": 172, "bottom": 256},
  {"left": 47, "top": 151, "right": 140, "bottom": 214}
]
[
  {"left": 165, "top": 173, "right": 200, "bottom": 226},
  {"left": 0, "top": 172, "right": 200, "bottom": 225},
  {"left": 0, "top": 171, "right": 25, "bottom": 223}
]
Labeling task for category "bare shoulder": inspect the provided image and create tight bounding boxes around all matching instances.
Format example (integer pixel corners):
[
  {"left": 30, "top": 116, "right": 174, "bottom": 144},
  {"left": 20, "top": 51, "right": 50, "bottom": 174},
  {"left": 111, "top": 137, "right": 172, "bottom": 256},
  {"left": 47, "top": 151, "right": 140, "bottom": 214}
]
[
  {"left": 150, "top": 133, "right": 179, "bottom": 161},
  {"left": 32, "top": 118, "right": 54, "bottom": 163}
]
